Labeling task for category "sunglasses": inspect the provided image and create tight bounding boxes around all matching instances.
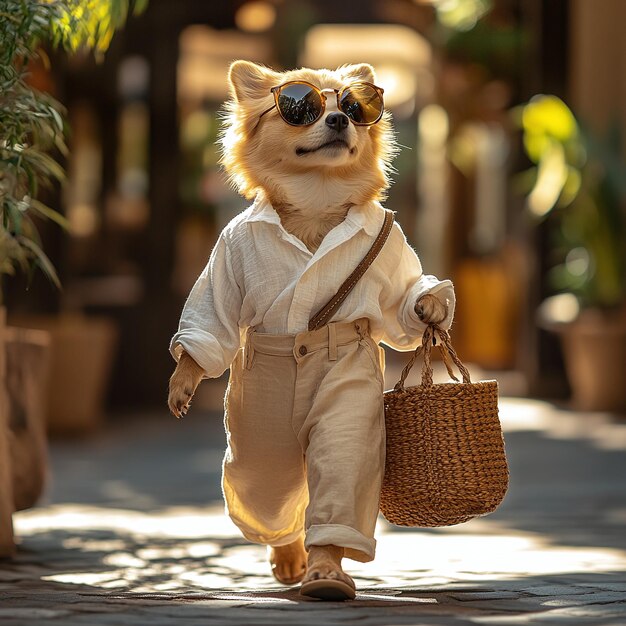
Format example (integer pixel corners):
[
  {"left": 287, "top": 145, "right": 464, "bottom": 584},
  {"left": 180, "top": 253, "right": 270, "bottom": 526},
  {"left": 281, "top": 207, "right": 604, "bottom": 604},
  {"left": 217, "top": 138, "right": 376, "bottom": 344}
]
[{"left": 258, "top": 81, "right": 385, "bottom": 127}]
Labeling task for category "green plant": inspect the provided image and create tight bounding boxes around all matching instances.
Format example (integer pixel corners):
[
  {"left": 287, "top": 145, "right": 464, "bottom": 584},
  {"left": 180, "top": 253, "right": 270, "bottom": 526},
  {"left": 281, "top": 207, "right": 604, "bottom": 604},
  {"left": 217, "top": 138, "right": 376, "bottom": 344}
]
[
  {"left": 515, "top": 95, "right": 626, "bottom": 310},
  {"left": 0, "top": 0, "right": 147, "bottom": 304}
]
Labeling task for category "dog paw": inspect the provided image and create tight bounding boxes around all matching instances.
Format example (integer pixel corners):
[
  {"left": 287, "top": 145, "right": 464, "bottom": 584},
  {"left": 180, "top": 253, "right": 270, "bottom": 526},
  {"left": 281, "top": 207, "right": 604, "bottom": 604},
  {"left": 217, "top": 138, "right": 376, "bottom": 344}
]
[
  {"left": 269, "top": 537, "right": 307, "bottom": 585},
  {"left": 168, "top": 381, "right": 194, "bottom": 419},
  {"left": 168, "top": 352, "right": 204, "bottom": 418},
  {"left": 415, "top": 293, "right": 448, "bottom": 325}
]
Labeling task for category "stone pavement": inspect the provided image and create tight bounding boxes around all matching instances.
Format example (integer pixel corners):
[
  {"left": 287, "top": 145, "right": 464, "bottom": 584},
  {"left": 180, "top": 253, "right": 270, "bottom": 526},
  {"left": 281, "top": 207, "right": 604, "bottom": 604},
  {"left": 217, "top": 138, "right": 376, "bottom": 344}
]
[{"left": 2, "top": 397, "right": 626, "bottom": 625}]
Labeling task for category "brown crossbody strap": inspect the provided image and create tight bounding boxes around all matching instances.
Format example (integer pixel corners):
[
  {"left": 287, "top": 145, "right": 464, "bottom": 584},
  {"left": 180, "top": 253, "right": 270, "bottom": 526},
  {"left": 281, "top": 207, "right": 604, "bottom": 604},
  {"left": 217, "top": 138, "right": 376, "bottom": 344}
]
[{"left": 308, "top": 209, "right": 395, "bottom": 331}]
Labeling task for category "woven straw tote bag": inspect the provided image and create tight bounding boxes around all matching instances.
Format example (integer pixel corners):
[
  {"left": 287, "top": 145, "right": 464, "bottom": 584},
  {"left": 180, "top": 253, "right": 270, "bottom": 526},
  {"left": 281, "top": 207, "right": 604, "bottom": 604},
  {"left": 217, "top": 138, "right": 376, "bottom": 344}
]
[{"left": 381, "top": 325, "right": 509, "bottom": 527}]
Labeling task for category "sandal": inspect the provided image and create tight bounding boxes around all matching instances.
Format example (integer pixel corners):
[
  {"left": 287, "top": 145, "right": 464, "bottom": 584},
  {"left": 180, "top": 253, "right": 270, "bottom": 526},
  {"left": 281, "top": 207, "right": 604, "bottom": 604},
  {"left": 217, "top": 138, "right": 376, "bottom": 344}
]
[{"left": 300, "top": 578, "right": 356, "bottom": 601}]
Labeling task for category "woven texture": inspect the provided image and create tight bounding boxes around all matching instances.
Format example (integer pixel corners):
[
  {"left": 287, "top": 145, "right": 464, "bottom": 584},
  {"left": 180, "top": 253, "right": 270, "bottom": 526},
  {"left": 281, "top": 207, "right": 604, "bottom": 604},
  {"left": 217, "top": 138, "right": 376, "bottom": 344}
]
[{"left": 381, "top": 326, "right": 509, "bottom": 527}]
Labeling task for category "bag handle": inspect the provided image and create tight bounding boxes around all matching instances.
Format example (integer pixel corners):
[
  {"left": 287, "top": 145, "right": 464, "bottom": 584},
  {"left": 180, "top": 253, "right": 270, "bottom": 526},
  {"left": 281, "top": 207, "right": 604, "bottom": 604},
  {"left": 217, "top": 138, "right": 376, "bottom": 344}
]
[
  {"left": 309, "top": 209, "right": 395, "bottom": 331},
  {"left": 393, "top": 325, "right": 472, "bottom": 392}
]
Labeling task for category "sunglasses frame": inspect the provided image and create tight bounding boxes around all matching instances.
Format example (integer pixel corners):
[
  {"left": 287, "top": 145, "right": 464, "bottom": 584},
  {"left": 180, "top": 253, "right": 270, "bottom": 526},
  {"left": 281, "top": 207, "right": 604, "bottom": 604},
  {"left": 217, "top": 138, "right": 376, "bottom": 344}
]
[{"left": 258, "top": 80, "right": 385, "bottom": 127}]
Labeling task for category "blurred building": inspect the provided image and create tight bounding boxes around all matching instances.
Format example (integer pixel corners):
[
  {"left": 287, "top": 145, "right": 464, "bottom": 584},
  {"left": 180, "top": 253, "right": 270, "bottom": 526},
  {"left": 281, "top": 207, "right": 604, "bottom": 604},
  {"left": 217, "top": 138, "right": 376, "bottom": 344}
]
[{"left": 5, "top": 0, "right": 625, "bottom": 412}]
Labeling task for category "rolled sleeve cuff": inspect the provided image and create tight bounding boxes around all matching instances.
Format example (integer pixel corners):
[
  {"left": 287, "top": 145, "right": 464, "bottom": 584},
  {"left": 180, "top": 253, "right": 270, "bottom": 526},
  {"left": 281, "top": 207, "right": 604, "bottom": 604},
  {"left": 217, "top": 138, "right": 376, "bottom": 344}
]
[
  {"left": 402, "top": 276, "right": 456, "bottom": 332},
  {"left": 169, "top": 329, "right": 228, "bottom": 379}
]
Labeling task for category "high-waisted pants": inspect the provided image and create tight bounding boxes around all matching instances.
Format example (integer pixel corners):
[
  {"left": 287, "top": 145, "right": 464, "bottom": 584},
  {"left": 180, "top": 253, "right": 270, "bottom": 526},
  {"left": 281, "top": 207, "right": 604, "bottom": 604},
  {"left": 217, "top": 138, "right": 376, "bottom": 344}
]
[{"left": 222, "top": 318, "right": 385, "bottom": 562}]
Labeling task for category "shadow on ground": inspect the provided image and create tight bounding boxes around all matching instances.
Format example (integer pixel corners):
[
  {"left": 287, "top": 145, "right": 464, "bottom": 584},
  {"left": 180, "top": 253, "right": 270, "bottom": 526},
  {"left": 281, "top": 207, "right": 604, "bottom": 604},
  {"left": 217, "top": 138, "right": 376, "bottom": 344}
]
[
  {"left": 3, "top": 401, "right": 626, "bottom": 625},
  {"left": 3, "top": 524, "right": 626, "bottom": 625}
]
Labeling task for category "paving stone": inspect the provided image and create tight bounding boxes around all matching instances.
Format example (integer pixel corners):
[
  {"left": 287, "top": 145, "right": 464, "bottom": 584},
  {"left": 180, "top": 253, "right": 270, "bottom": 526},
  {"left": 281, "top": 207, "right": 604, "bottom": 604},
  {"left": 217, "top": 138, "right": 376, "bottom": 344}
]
[
  {"left": 440, "top": 598, "right": 548, "bottom": 613},
  {"left": 447, "top": 591, "right": 526, "bottom": 601},
  {"left": 532, "top": 592, "right": 626, "bottom": 607},
  {"left": 535, "top": 604, "right": 626, "bottom": 620},
  {"left": 67, "top": 616, "right": 170, "bottom": 626},
  {"left": 572, "top": 582, "right": 626, "bottom": 593},
  {"left": 0, "top": 607, "right": 71, "bottom": 619},
  {"left": 525, "top": 584, "right": 598, "bottom": 597},
  {"left": 468, "top": 614, "right": 604, "bottom": 625},
  {"left": 3, "top": 407, "right": 626, "bottom": 625}
]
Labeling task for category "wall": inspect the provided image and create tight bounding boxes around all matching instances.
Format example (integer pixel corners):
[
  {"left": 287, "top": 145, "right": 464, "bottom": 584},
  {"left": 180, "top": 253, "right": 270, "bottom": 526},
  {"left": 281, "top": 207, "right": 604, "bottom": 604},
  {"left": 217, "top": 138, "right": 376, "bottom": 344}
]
[{"left": 570, "top": 0, "right": 626, "bottom": 147}]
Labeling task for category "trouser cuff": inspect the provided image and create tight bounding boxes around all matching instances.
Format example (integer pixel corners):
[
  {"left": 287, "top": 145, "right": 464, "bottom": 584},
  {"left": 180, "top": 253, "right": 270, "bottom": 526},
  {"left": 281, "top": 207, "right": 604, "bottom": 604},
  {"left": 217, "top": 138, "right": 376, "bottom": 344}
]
[{"left": 305, "top": 523, "right": 376, "bottom": 563}]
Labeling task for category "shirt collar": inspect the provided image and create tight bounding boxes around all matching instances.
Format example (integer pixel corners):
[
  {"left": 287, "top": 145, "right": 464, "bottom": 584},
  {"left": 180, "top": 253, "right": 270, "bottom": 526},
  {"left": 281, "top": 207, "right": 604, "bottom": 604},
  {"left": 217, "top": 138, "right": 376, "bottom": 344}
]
[
  {"left": 246, "top": 195, "right": 386, "bottom": 238},
  {"left": 246, "top": 196, "right": 283, "bottom": 225},
  {"left": 344, "top": 201, "right": 387, "bottom": 237}
]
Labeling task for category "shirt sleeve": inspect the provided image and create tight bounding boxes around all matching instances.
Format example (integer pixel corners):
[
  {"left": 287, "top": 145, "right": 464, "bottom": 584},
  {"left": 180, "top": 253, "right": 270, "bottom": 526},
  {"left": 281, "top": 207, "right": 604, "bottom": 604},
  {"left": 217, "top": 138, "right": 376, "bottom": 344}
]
[
  {"left": 169, "top": 231, "right": 243, "bottom": 378},
  {"left": 380, "top": 225, "right": 456, "bottom": 351}
]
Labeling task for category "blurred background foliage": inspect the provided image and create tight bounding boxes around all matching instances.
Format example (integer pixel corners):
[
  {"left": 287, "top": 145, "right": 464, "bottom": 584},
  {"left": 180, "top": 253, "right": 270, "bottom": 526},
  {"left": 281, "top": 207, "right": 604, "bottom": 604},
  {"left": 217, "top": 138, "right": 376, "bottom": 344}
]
[
  {"left": 2, "top": 0, "right": 625, "bottom": 411},
  {"left": 515, "top": 95, "right": 626, "bottom": 310},
  {"left": 0, "top": 0, "right": 146, "bottom": 299}
]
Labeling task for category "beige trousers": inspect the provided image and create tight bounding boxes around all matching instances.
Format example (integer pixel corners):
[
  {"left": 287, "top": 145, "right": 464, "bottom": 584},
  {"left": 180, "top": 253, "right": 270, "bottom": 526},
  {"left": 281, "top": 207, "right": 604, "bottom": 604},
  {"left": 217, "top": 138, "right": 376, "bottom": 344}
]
[{"left": 222, "top": 318, "right": 385, "bottom": 562}]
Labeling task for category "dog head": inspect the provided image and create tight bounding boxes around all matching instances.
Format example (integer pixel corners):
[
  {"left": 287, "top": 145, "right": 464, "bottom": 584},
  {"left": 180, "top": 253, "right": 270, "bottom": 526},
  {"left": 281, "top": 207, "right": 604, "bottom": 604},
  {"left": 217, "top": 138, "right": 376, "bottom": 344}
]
[{"left": 220, "top": 61, "right": 397, "bottom": 207}]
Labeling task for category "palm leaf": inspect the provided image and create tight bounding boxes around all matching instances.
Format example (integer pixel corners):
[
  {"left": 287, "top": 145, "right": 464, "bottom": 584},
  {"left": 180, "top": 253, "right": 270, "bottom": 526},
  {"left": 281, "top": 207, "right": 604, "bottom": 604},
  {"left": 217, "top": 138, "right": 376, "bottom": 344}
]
[
  {"left": 30, "top": 199, "right": 70, "bottom": 229},
  {"left": 21, "top": 147, "right": 66, "bottom": 182},
  {"left": 1, "top": 0, "right": 149, "bottom": 289},
  {"left": 16, "top": 235, "right": 62, "bottom": 289}
]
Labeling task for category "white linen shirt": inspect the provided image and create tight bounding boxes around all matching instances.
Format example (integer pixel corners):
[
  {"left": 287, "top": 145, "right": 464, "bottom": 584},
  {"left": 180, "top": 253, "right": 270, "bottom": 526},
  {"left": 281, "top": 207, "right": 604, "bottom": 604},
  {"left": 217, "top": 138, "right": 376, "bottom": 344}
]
[{"left": 170, "top": 197, "right": 455, "bottom": 378}]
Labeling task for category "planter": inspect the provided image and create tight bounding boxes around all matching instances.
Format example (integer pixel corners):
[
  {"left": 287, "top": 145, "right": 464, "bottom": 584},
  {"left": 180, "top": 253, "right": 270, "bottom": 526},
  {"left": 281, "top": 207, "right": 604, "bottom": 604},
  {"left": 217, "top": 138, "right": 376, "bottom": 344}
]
[
  {"left": 9, "top": 314, "right": 118, "bottom": 435},
  {"left": 0, "top": 307, "right": 15, "bottom": 556},
  {"left": 0, "top": 311, "right": 52, "bottom": 557},
  {"left": 453, "top": 254, "right": 522, "bottom": 369},
  {"left": 556, "top": 308, "right": 626, "bottom": 413},
  {"left": 5, "top": 326, "right": 51, "bottom": 510}
]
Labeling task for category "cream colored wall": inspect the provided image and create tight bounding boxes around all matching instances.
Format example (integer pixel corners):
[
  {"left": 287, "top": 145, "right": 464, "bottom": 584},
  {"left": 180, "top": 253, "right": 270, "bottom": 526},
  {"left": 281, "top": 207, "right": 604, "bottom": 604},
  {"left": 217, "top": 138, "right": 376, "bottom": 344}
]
[{"left": 569, "top": 0, "right": 626, "bottom": 146}]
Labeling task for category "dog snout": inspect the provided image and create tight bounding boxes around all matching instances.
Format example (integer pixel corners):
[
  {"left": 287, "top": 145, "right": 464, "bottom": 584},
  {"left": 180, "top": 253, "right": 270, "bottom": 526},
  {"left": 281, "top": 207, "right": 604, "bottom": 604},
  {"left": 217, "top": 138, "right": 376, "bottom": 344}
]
[{"left": 326, "top": 112, "right": 349, "bottom": 131}]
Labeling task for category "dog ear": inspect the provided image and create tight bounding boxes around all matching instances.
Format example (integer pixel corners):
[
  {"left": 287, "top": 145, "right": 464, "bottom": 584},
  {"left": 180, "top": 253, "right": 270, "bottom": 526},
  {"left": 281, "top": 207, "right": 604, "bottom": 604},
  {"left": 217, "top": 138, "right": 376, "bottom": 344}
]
[
  {"left": 229, "top": 61, "right": 279, "bottom": 102},
  {"left": 341, "top": 63, "right": 376, "bottom": 84}
]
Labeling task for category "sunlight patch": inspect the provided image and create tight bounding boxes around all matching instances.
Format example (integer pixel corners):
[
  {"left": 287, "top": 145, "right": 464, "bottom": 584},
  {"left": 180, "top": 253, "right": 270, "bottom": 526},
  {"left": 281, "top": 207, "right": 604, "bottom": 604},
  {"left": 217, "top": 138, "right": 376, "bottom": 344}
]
[
  {"left": 16, "top": 503, "right": 626, "bottom": 594},
  {"left": 15, "top": 504, "right": 240, "bottom": 539}
]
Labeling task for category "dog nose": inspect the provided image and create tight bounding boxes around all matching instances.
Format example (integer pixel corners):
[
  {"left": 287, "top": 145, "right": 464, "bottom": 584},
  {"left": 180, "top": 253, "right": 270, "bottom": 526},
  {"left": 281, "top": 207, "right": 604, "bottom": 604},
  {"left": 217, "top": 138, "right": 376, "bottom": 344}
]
[{"left": 326, "top": 112, "right": 349, "bottom": 131}]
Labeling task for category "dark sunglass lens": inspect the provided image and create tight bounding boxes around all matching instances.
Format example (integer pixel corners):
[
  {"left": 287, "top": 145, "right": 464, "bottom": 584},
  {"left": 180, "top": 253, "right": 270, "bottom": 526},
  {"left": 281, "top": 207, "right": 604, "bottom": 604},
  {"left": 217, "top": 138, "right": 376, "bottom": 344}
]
[
  {"left": 340, "top": 84, "right": 383, "bottom": 124},
  {"left": 277, "top": 83, "right": 323, "bottom": 125}
]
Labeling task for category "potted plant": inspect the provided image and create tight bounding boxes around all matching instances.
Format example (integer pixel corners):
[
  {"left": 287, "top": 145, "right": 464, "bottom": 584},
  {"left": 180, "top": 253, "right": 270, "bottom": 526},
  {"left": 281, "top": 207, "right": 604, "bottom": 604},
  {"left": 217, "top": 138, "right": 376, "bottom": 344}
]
[
  {"left": 515, "top": 95, "right": 626, "bottom": 412},
  {"left": 0, "top": 0, "right": 146, "bottom": 556}
]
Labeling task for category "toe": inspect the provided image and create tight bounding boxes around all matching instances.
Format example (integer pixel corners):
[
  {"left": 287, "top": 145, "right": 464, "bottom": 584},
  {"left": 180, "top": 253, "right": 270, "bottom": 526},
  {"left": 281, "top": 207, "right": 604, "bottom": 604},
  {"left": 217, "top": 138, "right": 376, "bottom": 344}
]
[
  {"left": 270, "top": 554, "right": 307, "bottom": 586},
  {"left": 283, "top": 565, "right": 295, "bottom": 583},
  {"left": 341, "top": 573, "right": 355, "bottom": 589}
]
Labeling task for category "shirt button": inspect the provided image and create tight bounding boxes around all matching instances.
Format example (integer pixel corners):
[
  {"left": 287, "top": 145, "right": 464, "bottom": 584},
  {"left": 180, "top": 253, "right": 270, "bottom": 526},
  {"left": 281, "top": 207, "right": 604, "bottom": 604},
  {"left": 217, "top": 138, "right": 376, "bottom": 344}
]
[{"left": 298, "top": 345, "right": 308, "bottom": 356}]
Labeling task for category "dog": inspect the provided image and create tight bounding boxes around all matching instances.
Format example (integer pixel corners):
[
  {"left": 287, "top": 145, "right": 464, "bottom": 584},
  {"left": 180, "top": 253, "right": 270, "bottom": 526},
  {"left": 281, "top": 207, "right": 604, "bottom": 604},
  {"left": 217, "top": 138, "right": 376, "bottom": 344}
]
[{"left": 169, "top": 61, "right": 452, "bottom": 600}]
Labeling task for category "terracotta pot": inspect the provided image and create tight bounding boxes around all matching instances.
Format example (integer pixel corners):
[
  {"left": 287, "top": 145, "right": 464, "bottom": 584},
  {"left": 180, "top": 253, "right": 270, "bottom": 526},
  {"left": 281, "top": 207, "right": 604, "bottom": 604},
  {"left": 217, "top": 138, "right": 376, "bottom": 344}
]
[
  {"left": 9, "top": 314, "right": 118, "bottom": 435},
  {"left": 453, "top": 254, "right": 522, "bottom": 369},
  {"left": 0, "top": 307, "right": 15, "bottom": 556},
  {"left": 0, "top": 312, "right": 52, "bottom": 556},
  {"left": 5, "top": 326, "right": 51, "bottom": 510},
  {"left": 558, "top": 309, "right": 626, "bottom": 412}
]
